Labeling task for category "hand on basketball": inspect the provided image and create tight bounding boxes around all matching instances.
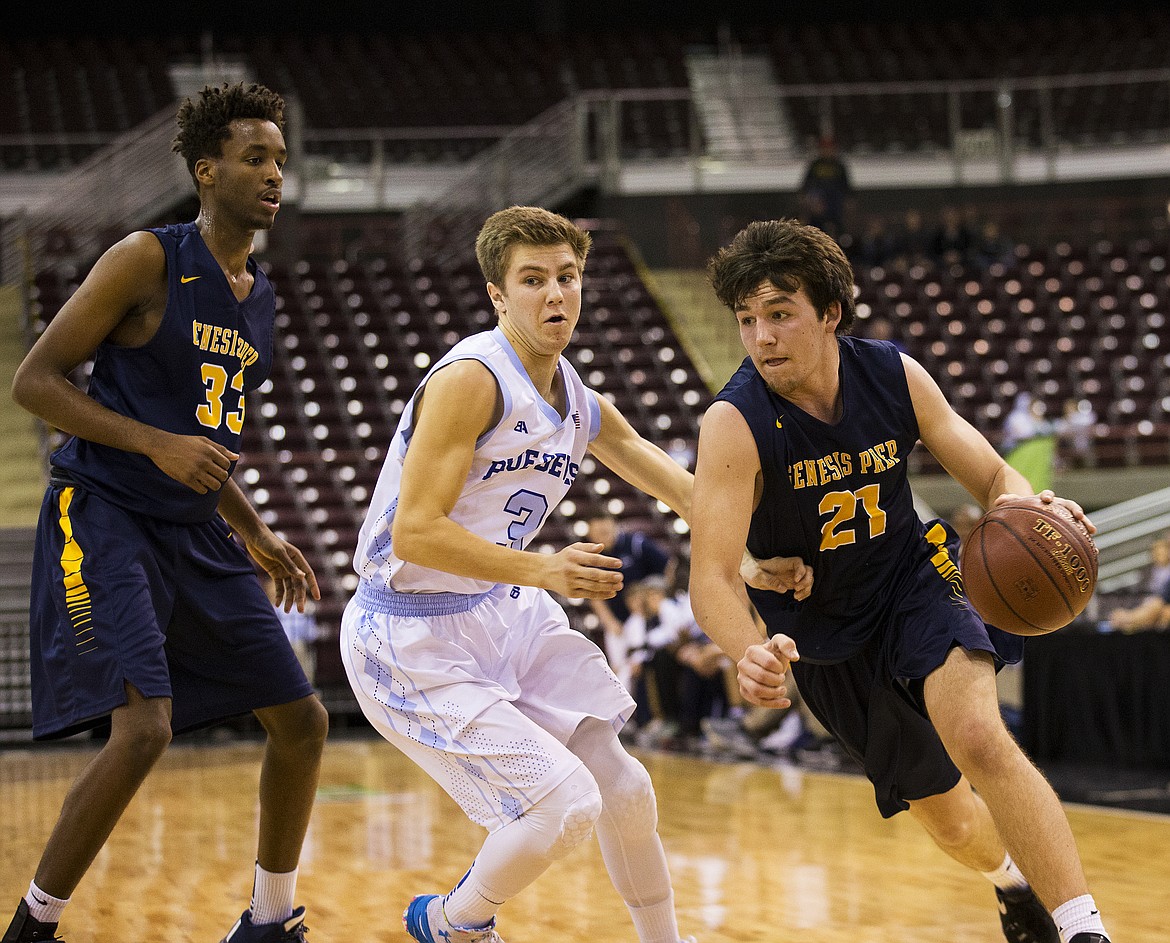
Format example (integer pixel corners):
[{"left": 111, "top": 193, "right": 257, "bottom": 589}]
[
  {"left": 737, "top": 634, "right": 800, "bottom": 708},
  {"left": 994, "top": 490, "right": 1097, "bottom": 535},
  {"left": 741, "top": 552, "right": 814, "bottom": 600},
  {"left": 149, "top": 433, "right": 238, "bottom": 494},
  {"left": 546, "top": 542, "right": 624, "bottom": 599},
  {"left": 247, "top": 531, "right": 322, "bottom": 612}
]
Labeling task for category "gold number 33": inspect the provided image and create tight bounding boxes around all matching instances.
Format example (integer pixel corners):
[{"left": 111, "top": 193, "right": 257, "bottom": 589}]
[{"left": 195, "top": 363, "right": 245, "bottom": 433}]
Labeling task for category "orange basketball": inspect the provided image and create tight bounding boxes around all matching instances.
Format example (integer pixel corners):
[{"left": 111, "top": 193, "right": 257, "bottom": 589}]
[{"left": 959, "top": 497, "right": 1098, "bottom": 636}]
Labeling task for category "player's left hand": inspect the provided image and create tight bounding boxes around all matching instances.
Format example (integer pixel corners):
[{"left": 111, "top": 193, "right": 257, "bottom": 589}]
[
  {"left": 247, "top": 531, "right": 322, "bottom": 612},
  {"left": 994, "top": 490, "right": 1096, "bottom": 535},
  {"left": 741, "top": 552, "right": 814, "bottom": 600}
]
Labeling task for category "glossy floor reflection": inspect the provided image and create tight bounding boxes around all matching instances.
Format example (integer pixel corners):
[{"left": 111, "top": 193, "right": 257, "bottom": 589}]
[{"left": 1, "top": 735, "right": 1166, "bottom": 942}]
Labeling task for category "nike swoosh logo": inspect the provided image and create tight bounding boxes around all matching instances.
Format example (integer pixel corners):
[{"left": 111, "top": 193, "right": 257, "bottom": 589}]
[
  {"left": 31, "top": 894, "right": 47, "bottom": 905},
  {"left": 775, "top": 418, "right": 784, "bottom": 428},
  {"left": 180, "top": 275, "right": 201, "bottom": 283}
]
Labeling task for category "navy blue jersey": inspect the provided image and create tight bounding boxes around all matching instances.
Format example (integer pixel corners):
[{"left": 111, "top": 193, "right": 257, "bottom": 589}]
[
  {"left": 51, "top": 221, "right": 274, "bottom": 523},
  {"left": 716, "top": 336, "right": 951, "bottom": 663},
  {"left": 608, "top": 530, "right": 671, "bottom": 622}
]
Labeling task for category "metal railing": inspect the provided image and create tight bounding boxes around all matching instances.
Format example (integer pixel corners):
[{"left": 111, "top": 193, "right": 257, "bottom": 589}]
[
  {"left": 1086, "top": 486, "right": 1170, "bottom": 593},
  {"left": 1, "top": 105, "right": 191, "bottom": 287},
  {"left": 399, "top": 97, "right": 589, "bottom": 268}
]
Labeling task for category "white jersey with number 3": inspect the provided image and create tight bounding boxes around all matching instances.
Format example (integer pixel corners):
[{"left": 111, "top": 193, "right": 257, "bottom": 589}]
[{"left": 354, "top": 327, "right": 601, "bottom": 595}]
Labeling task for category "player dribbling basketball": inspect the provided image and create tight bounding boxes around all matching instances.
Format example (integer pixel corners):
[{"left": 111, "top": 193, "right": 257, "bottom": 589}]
[{"left": 689, "top": 219, "right": 1112, "bottom": 943}]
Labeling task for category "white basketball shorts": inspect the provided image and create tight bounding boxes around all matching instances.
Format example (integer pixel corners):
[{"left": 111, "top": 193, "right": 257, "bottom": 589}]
[{"left": 341, "top": 581, "right": 635, "bottom": 831}]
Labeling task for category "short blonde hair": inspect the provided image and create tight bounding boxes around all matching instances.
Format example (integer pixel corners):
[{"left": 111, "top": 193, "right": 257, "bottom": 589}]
[{"left": 475, "top": 206, "right": 591, "bottom": 287}]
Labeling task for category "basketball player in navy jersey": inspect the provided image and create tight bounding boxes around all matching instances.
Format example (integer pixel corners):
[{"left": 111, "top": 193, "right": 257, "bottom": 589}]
[
  {"left": 689, "top": 220, "right": 1111, "bottom": 943},
  {"left": 4, "top": 84, "right": 326, "bottom": 943}
]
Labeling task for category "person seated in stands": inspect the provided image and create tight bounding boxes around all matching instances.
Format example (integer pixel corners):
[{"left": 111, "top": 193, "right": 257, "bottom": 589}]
[
  {"left": 855, "top": 216, "right": 895, "bottom": 268},
  {"left": 1106, "top": 536, "right": 1170, "bottom": 633},
  {"left": 585, "top": 511, "right": 673, "bottom": 640},
  {"left": 620, "top": 576, "right": 683, "bottom": 747},
  {"left": 972, "top": 220, "right": 1015, "bottom": 270},
  {"left": 930, "top": 205, "right": 974, "bottom": 266},
  {"left": 887, "top": 208, "right": 931, "bottom": 270},
  {"left": 622, "top": 568, "right": 731, "bottom": 753}
]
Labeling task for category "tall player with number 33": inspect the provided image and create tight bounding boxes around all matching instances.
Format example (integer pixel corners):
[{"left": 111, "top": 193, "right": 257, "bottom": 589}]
[
  {"left": 6, "top": 84, "right": 327, "bottom": 943},
  {"left": 343, "top": 206, "right": 697, "bottom": 943}
]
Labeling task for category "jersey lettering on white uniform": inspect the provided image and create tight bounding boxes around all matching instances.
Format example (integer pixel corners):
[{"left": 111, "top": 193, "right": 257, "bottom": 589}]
[{"left": 354, "top": 328, "right": 602, "bottom": 596}]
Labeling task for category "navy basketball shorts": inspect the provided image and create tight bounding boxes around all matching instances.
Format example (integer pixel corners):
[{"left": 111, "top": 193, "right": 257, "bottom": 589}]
[
  {"left": 791, "top": 549, "right": 1022, "bottom": 819},
  {"left": 29, "top": 484, "right": 313, "bottom": 740}
]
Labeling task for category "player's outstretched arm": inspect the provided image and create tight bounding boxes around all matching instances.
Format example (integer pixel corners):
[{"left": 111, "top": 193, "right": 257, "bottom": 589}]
[{"left": 391, "top": 360, "right": 623, "bottom": 596}]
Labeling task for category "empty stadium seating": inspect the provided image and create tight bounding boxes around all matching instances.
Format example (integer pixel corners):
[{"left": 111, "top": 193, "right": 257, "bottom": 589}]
[{"left": 4, "top": 10, "right": 1170, "bottom": 170}]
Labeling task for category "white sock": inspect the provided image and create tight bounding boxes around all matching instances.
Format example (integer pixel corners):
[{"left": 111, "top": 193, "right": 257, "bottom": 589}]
[
  {"left": 24, "top": 882, "right": 68, "bottom": 925},
  {"left": 628, "top": 894, "right": 680, "bottom": 943},
  {"left": 443, "top": 866, "right": 501, "bottom": 930},
  {"left": 250, "top": 863, "right": 297, "bottom": 925},
  {"left": 1053, "top": 894, "right": 1108, "bottom": 943},
  {"left": 981, "top": 852, "right": 1030, "bottom": 893}
]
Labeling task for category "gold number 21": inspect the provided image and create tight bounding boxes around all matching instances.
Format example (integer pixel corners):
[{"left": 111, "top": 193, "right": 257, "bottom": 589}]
[{"left": 818, "top": 484, "right": 887, "bottom": 551}]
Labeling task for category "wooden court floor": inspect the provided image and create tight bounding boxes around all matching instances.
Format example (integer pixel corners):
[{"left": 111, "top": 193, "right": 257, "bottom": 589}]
[{"left": 1, "top": 736, "right": 1166, "bottom": 942}]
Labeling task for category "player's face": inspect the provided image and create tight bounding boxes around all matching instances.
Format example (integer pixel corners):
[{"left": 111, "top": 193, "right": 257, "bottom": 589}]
[
  {"left": 735, "top": 280, "right": 841, "bottom": 398},
  {"left": 200, "top": 118, "right": 286, "bottom": 231},
  {"left": 489, "top": 243, "right": 583, "bottom": 359}
]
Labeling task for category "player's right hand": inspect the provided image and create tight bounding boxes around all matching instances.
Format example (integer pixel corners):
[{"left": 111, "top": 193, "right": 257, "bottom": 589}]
[
  {"left": 737, "top": 634, "right": 800, "bottom": 708},
  {"left": 546, "top": 541, "right": 624, "bottom": 599},
  {"left": 149, "top": 433, "right": 238, "bottom": 493}
]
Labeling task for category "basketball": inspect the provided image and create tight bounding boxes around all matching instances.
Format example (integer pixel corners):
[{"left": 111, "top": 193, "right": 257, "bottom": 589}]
[{"left": 959, "top": 497, "right": 1098, "bottom": 636}]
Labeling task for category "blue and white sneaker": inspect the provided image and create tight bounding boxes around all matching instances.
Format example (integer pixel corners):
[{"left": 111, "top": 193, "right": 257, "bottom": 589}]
[
  {"left": 402, "top": 895, "right": 504, "bottom": 943},
  {"left": 219, "top": 907, "right": 309, "bottom": 943}
]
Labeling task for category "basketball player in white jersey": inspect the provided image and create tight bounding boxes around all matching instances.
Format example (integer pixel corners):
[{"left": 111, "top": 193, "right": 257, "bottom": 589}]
[{"left": 341, "top": 206, "right": 755, "bottom": 943}]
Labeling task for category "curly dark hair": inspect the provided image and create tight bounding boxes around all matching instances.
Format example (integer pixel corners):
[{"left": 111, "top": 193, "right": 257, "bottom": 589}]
[
  {"left": 172, "top": 82, "right": 285, "bottom": 187},
  {"left": 707, "top": 219, "right": 856, "bottom": 334}
]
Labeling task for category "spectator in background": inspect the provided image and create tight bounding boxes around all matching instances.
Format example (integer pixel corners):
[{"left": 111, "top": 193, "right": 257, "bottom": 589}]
[
  {"left": 622, "top": 575, "right": 685, "bottom": 747},
  {"left": 855, "top": 216, "right": 895, "bottom": 268},
  {"left": 586, "top": 511, "right": 673, "bottom": 637},
  {"left": 973, "top": 220, "right": 1016, "bottom": 270},
  {"left": 888, "top": 208, "right": 932, "bottom": 270},
  {"left": 798, "top": 136, "right": 852, "bottom": 238},
  {"left": 663, "top": 556, "right": 734, "bottom": 750},
  {"left": 1057, "top": 398, "right": 1097, "bottom": 468},
  {"left": 1001, "top": 392, "right": 1057, "bottom": 492},
  {"left": 623, "top": 563, "right": 735, "bottom": 754},
  {"left": 1105, "top": 536, "right": 1170, "bottom": 633},
  {"left": 260, "top": 571, "right": 325, "bottom": 688},
  {"left": 931, "top": 205, "right": 973, "bottom": 265}
]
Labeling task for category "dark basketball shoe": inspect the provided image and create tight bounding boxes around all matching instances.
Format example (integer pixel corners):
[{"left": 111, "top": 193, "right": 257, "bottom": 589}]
[
  {"left": 996, "top": 886, "right": 1059, "bottom": 943},
  {"left": 219, "top": 907, "right": 309, "bottom": 943},
  {"left": 1068, "top": 935, "right": 1111, "bottom": 943},
  {"left": 1, "top": 901, "right": 64, "bottom": 943}
]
